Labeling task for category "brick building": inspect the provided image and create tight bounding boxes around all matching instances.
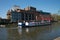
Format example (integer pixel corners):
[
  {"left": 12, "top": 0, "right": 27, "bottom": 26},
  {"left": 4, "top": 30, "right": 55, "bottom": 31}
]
[{"left": 7, "top": 6, "right": 52, "bottom": 22}]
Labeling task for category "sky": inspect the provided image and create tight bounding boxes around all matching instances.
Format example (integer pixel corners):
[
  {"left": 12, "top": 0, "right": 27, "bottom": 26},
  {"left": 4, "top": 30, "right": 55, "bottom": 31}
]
[{"left": 0, "top": 0, "right": 60, "bottom": 18}]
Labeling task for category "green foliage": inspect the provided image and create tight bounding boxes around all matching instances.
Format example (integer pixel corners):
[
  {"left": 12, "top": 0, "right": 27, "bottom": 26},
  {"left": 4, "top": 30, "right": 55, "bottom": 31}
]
[{"left": 52, "top": 14, "right": 60, "bottom": 21}]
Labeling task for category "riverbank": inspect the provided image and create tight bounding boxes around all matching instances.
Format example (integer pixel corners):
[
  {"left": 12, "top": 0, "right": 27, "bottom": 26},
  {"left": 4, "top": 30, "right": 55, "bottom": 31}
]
[
  {"left": 0, "top": 21, "right": 58, "bottom": 28},
  {"left": 5, "top": 23, "right": 17, "bottom": 28}
]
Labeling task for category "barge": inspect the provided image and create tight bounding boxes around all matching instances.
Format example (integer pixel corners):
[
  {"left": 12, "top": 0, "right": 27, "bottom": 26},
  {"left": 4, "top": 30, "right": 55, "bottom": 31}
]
[{"left": 18, "top": 20, "right": 51, "bottom": 27}]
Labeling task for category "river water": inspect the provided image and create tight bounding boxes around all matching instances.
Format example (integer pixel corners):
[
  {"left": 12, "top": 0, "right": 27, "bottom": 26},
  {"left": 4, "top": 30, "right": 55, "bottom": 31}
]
[{"left": 0, "top": 22, "right": 60, "bottom": 40}]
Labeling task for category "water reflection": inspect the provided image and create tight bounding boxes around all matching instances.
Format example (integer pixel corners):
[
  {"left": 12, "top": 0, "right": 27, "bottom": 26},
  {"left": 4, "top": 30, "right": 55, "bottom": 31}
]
[
  {"left": 18, "top": 26, "right": 22, "bottom": 35},
  {"left": 7, "top": 28, "right": 21, "bottom": 40},
  {"left": 8, "top": 25, "right": 52, "bottom": 40},
  {"left": 26, "top": 28, "right": 29, "bottom": 33},
  {"left": 18, "top": 28, "right": 22, "bottom": 35},
  {"left": 0, "top": 22, "right": 60, "bottom": 40},
  {"left": 18, "top": 26, "right": 29, "bottom": 34}
]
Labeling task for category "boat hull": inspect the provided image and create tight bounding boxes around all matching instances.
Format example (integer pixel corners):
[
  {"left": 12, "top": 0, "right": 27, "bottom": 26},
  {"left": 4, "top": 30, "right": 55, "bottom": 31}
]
[{"left": 18, "top": 21, "right": 51, "bottom": 27}]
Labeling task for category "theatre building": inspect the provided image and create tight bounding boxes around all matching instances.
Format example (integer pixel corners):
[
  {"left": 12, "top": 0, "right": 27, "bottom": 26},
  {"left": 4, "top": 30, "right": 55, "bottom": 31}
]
[{"left": 7, "top": 6, "right": 52, "bottom": 22}]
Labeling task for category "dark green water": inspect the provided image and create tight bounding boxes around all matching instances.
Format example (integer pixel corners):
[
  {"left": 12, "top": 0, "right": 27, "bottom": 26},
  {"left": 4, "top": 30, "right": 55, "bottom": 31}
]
[{"left": 0, "top": 22, "right": 60, "bottom": 40}]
